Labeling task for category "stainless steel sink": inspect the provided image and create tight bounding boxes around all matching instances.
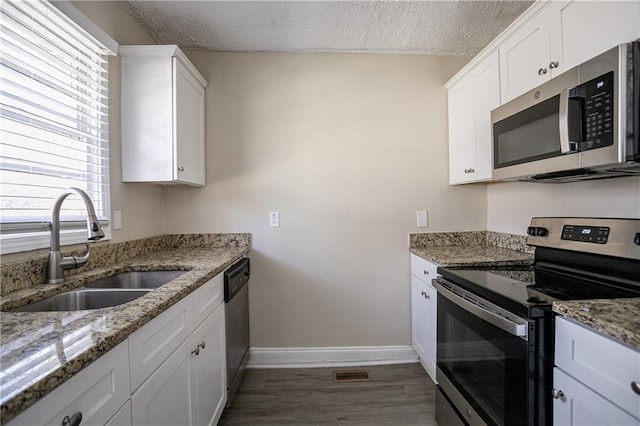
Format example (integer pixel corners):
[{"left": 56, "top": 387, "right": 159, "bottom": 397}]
[
  {"left": 84, "top": 270, "right": 186, "bottom": 289},
  {"left": 12, "top": 289, "right": 152, "bottom": 312}
]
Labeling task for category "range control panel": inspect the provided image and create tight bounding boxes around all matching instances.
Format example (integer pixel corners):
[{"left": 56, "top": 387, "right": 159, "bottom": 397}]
[{"left": 561, "top": 225, "right": 610, "bottom": 244}]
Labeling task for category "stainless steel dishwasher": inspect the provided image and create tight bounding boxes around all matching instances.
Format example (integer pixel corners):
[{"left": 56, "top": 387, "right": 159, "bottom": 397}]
[{"left": 224, "top": 257, "right": 250, "bottom": 406}]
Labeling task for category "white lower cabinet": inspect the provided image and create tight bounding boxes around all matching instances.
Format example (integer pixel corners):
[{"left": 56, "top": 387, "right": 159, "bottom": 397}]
[
  {"left": 190, "top": 302, "right": 227, "bottom": 426},
  {"left": 9, "top": 272, "right": 229, "bottom": 426},
  {"left": 8, "top": 341, "right": 131, "bottom": 426},
  {"left": 131, "top": 276, "right": 227, "bottom": 426},
  {"left": 410, "top": 254, "right": 438, "bottom": 382},
  {"left": 131, "top": 335, "right": 196, "bottom": 426},
  {"left": 553, "top": 317, "right": 640, "bottom": 425}
]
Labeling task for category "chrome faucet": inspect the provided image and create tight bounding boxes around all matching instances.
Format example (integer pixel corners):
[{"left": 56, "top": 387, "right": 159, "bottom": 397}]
[{"left": 46, "top": 187, "right": 105, "bottom": 284}]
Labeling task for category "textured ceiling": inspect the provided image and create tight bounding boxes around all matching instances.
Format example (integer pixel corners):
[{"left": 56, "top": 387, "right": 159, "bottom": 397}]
[{"left": 120, "top": 1, "right": 533, "bottom": 56}]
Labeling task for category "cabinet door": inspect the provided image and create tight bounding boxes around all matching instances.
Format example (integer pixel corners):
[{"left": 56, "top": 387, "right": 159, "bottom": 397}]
[
  {"left": 554, "top": 368, "right": 639, "bottom": 425},
  {"left": 8, "top": 342, "right": 130, "bottom": 426},
  {"left": 471, "top": 51, "right": 500, "bottom": 182},
  {"left": 549, "top": 1, "right": 640, "bottom": 78},
  {"left": 499, "top": 9, "right": 552, "bottom": 103},
  {"left": 190, "top": 303, "right": 227, "bottom": 426},
  {"left": 448, "top": 80, "right": 476, "bottom": 185},
  {"left": 131, "top": 341, "right": 194, "bottom": 426},
  {"left": 129, "top": 296, "right": 193, "bottom": 391},
  {"left": 174, "top": 58, "right": 206, "bottom": 186},
  {"left": 411, "top": 275, "right": 436, "bottom": 381},
  {"left": 423, "top": 282, "right": 437, "bottom": 382}
]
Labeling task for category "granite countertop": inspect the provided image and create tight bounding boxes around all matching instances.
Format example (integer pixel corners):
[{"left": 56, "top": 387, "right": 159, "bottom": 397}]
[
  {"left": 0, "top": 245, "right": 249, "bottom": 423},
  {"left": 411, "top": 244, "right": 534, "bottom": 267},
  {"left": 553, "top": 299, "right": 640, "bottom": 351}
]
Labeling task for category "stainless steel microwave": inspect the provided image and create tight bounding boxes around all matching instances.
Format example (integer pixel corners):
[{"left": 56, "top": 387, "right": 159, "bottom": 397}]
[{"left": 491, "top": 42, "right": 639, "bottom": 182}]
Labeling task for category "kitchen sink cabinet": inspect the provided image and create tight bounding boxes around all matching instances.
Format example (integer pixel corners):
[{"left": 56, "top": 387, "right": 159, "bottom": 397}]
[
  {"left": 8, "top": 341, "right": 131, "bottom": 426},
  {"left": 120, "top": 45, "right": 207, "bottom": 186},
  {"left": 499, "top": 0, "right": 640, "bottom": 103},
  {"left": 553, "top": 317, "right": 640, "bottom": 425},
  {"left": 410, "top": 254, "right": 438, "bottom": 382},
  {"left": 447, "top": 50, "right": 500, "bottom": 185}
]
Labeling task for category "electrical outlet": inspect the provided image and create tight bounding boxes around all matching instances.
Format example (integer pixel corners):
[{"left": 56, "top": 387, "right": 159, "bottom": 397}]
[
  {"left": 269, "top": 211, "right": 280, "bottom": 227},
  {"left": 417, "top": 210, "right": 428, "bottom": 228}
]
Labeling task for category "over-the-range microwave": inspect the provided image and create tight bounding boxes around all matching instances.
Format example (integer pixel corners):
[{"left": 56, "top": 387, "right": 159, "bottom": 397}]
[{"left": 491, "top": 42, "right": 639, "bottom": 183}]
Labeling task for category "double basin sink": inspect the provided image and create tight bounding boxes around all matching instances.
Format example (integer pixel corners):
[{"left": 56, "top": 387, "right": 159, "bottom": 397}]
[{"left": 13, "top": 270, "right": 186, "bottom": 312}]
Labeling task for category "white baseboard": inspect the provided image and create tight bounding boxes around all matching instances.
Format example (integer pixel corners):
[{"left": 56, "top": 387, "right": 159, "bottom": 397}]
[{"left": 248, "top": 345, "right": 418, "bottom": 369}]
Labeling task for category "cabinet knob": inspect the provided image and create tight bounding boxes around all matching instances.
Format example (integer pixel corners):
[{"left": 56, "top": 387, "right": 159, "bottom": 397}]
[
  {"left": 549, "top": 61, "right": 559, "bottom": 69},
  {"left": 420, "top": 291, "right": 425, "bottom": 296},
  {"left": 62, "top": 411, "right": 83, "bottom": 426},
  {"left": 423, "top": 270, "right": 429, "bottom": 275},
  {"left": 538, "top": 67, "right": 548, "bottom": 75},
  {"left": 199, "top": 341, "right": 206, "bottom": 350},
  {"left": 424, "top": 294, "right": 430, "bottom": 300},
  {"left": 191, "top": 346, "right": 200, "bottom": 356},
  {"left": 551, "top": 388, "right": 564, "bottom": 399},
  {"left": 632, "top": 381, "right": 640, "bottom": 395},
  {"left": 178, "top": 166, "right": 185, "bottom": 172},
  {"left": 469, "top": 168, "right": 475, "bottom": 173}
]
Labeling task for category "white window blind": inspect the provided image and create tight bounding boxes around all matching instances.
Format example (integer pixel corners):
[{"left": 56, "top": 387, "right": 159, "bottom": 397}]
[{"left": 0, "top": 0, "right": 117, "bottom": 253}]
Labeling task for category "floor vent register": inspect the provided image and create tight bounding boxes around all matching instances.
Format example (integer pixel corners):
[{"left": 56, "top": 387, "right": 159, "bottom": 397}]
[{"left": 332, "top": 370, "right": 371, "bottom": 383}]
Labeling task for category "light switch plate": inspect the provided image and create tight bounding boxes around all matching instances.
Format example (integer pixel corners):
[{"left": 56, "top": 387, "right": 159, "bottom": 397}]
[
  {"left": 417, "top": 210, "right": 428, "bottom": 228},
  {"left": 113, "top": 210, "right": 122, "bottom": 230}
]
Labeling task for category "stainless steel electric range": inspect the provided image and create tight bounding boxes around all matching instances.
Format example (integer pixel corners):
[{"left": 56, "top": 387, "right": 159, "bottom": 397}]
[{"left": 434, "top": 217, "right": 640, "bottom": 426}]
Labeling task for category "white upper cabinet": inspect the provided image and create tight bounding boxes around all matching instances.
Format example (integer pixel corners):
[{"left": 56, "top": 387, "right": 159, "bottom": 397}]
[
  {"left": 500, "top": 1, "right": 640, "bottom": 103},
  {"left": 447, "top": 51, "right": 500, "bottom": 185},
  {"left": 121, "top": 45, "right": 208, "bottom": 186},
  {"left": 499, "top": 9, "right": 553, "bottom": 103}
]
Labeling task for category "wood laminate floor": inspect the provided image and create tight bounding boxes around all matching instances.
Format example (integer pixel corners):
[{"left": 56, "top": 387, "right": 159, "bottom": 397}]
[{"left": 219, "top": 363, "right": 436, "bottom": 425}]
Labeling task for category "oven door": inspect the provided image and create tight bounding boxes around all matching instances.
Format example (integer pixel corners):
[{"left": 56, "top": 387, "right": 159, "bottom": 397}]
[{"left": 434, "top": 280, "right": 533, "bottom": 426}]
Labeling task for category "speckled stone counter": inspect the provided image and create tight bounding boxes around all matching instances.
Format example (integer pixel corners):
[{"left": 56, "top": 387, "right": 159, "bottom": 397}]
[
  {"left": 0, "top": 237, "right": 249, "bottom": 423},
  {"left": 553, "top": 299, "right": 640, "bottom": 351},
  {"left": 409, "top": 231, "right": 534, "bottom": 267}
]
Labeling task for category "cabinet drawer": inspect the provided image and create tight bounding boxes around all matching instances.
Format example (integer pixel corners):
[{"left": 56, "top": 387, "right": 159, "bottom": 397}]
[
  {"left": 554, "top": 368, "right": 639, "bottom": 425},
  {"left": 9, "top": 341, "right": 130, "bottom": 426},
  {"left": 555, "top": 317, "right": 640, "bottom": 419},
  {"left": 129, "top": 296, "right": 193, "bottom": 391},
  {"left": 192, "top": 272, "right": 224, "bottom": 326},
  {"left": 410, "top": 254, "right": 438, "bottom": 285}
]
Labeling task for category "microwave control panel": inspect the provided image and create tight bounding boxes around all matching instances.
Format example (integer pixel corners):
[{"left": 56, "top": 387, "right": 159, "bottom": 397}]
[
  {"left": 561, "top": 225, "right": 610, "bottom": 244},
  {"left": 580, "top": 71, "right": 614, "bottom": 150}
]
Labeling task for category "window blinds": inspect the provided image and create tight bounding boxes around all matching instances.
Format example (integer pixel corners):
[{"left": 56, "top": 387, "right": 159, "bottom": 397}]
[{"left": 0, "top": 0, "right": 115, "bottom": 229}]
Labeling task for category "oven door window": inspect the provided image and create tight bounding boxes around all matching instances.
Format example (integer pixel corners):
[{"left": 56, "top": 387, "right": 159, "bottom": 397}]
[{"left": 437, "top": 294, "right": 529, "bottom": 426}]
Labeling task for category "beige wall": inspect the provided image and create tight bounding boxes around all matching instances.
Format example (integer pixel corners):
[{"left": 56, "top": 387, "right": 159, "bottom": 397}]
[
  {"left": 487, "top": 177, "right": 640, "bottom": 234},
  {"left": 72, "top": 1, "right": 165, "bottom": 243},
  {"left": 163, "top": 52, "right": 483, "bottom": 347}
]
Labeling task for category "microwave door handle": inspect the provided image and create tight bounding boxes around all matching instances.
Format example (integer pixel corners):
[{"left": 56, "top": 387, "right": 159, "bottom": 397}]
[{"left": 559, "top": 87, "right": 583, "bottom": 154}]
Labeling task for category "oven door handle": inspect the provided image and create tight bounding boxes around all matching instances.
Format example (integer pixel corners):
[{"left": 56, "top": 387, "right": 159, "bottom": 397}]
[{"left": 434, "top": 282, "right": 529, "bottom": 340}]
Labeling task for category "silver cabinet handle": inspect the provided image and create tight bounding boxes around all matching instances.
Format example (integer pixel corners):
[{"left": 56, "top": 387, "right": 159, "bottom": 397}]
[
  {"left": 552, "top": 389, "right": 564, "bottom": 399},
  {"left": 549, "top": 61, "right": 559, "bottom": 69},
  {"left": 62, "top": 412, "right": 82, "bottom": 426},
  {"left": 632, "top": 381, "right": 640, "bottom": 395},
  {"left": 538, "top": 67, "right": 548, "bottom": 75},
  {"left": 199, "top": 341, "right": 206, "bottom": 349},
  {"left": 191, "top": 346, "right": 200, "bottom": 356},
  {"left": 178, "top": 166, "right": 185, "bottom": 172}
]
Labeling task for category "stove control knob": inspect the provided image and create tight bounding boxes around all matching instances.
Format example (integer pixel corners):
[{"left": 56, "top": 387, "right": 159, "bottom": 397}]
[
  {"left": 634, "top": 233, "right": 640, "bottom": 246},
  {"left": 527, "top": 226, "right": 537, "bottom": 236},
  {"left": 536, "top": 227, "right": 548, "bottom": 237}
]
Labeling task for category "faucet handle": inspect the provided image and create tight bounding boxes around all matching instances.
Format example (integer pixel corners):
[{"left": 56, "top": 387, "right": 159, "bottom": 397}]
[{"left": 72, "top": 242, "right": 91, "bottom": 269}]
